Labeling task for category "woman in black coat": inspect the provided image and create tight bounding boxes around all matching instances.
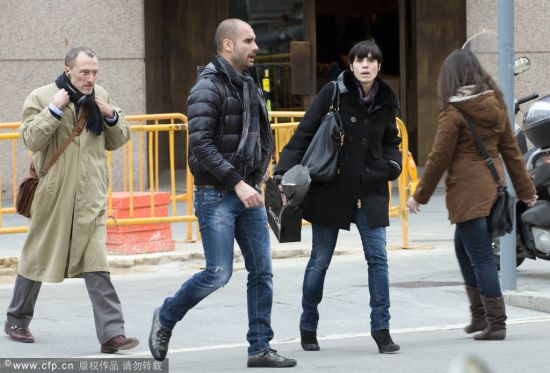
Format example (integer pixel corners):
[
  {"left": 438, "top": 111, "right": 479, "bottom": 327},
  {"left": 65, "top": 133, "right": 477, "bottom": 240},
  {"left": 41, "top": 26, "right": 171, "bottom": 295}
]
[{"left": 274, "top": 40, "right": 402, "bottom": 353}]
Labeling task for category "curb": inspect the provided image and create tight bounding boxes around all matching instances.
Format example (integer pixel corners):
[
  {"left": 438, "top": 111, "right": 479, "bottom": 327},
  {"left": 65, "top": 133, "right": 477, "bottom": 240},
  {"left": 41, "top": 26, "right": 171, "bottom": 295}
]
[
  {"left": 0, "top": 257, "right": 18, "bottom": 275},
  {"left": 0, "top": 246, "right": 346, "bottom": 272},
  {"left": 107, "top": 246, "right": 358, "bottom": 268},
  {"left": 504, "top": 291, "right": 550, "bottom": 314}
]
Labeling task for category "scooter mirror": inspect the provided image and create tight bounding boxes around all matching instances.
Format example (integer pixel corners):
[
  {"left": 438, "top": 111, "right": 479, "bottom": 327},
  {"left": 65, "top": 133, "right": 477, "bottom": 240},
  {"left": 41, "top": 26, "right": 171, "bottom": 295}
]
[{"left": 514, "top": 57, "right": 530, "bottom": 75}]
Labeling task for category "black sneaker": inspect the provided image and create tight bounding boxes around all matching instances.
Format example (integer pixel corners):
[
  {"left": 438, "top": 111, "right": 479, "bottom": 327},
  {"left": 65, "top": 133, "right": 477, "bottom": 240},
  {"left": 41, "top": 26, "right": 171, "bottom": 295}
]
[
  {"left": 247, "top": 349, "right": 297, "bottom": 368},
  {"left": 149, "top": 307, "right": 172, "bottom": 361},
  {"left": 371, "top": 329, "right": 400, "bottom": 353}
]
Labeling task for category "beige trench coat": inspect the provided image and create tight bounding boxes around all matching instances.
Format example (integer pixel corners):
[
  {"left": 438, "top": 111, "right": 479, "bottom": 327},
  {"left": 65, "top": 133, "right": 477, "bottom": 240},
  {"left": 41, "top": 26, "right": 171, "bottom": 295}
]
[{"left": 18, "top": 83, "right": 130, "bottom": 282}]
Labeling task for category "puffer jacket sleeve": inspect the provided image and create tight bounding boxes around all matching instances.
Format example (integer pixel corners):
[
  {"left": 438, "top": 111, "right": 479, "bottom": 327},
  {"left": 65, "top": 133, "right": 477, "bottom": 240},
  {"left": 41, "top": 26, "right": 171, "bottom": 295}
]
[
  {"left": 187, "top": 76, "right": 242, "bottom": 186},
  {"left": 414, "top": 109, "right": 460, "bottom": 204},
  {"left": 274, "top": 83, "right": 334, "bottom": 175},
  {"left": 498, "top": 114, "right": 536, "bottom": 199}
]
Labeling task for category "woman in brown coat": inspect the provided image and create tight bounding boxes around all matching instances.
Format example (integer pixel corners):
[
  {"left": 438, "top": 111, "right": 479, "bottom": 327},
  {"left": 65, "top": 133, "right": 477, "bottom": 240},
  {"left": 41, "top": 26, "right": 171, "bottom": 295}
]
[{"left": 407, "top": 49, "right": 538, "bottom": 340}]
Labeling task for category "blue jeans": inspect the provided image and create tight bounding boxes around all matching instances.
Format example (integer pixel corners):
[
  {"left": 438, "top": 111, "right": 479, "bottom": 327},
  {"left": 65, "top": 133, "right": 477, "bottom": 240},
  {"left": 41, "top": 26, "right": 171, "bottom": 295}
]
[
  {"left": 301, "top": 205, "right": 390, "bottom": 332},
  {"left": 455, "top": 217, "right": 502, "bottom": 298},
  {"left": 159, "top": 188, "right": 274, "bottom": 354}
]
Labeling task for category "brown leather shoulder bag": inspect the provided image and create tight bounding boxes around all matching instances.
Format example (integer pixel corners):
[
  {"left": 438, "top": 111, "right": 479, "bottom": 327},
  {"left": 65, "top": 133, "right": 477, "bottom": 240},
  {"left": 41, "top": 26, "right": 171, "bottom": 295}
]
[{"left": 16, "top": 111, "right": 88, "bottom": 218}]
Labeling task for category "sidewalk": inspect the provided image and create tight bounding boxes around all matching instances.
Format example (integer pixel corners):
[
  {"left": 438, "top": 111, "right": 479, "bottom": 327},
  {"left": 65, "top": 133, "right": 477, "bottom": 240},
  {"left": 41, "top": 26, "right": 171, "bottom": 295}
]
[{"left": 1, "top": 189, "right": 550, "bottom": 315}]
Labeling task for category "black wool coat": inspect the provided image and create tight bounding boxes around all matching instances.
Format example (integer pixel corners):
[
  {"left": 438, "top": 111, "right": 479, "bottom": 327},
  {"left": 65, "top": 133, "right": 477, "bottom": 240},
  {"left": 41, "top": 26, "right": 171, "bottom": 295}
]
[{"left": 275, "top": 71, "right": 401, "bottom": 230}]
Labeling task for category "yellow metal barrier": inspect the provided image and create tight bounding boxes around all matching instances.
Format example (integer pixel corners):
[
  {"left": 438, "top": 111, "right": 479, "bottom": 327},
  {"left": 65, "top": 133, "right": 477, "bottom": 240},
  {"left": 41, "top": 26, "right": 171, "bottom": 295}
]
[
  {"left": 0, "top": 114, "right": 198, "bottom": 240},
  {"left": 0, "top": 112, "right": 419, "bottom": 249},
  {"left": 0, "top": 122, "right": 22, "bottom": 217},
  {"left": 270, "top": 111, "right": 304, "bottom": 163},
  {"left": 387, "top": 118, "right": 422, "bottom": 249},
  {"left": 269, "top": 116, "right": 420, "bottom": 249}
]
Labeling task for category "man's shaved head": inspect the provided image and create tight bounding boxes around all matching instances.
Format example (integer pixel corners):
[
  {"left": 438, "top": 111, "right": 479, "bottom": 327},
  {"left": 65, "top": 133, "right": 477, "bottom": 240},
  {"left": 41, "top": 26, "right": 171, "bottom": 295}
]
[{"left": 214, "top": 18, "right": 249, "bottom": 53}]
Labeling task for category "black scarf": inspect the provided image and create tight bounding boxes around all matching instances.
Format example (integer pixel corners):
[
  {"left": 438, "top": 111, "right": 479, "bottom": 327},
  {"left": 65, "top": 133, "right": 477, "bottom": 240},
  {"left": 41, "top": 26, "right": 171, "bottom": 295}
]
[
  {"left": 216, "top": 56, "right": 261, "bottom": 170},
  {"left": 55, "top": 73, "right": 103, "bottom": 135}
]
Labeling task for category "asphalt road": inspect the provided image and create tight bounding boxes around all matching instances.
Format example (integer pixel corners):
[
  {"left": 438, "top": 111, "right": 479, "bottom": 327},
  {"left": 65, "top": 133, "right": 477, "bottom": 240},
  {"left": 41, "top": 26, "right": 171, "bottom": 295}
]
[{"left": 1, "top": 246, "right": 550, "bottom": 373}]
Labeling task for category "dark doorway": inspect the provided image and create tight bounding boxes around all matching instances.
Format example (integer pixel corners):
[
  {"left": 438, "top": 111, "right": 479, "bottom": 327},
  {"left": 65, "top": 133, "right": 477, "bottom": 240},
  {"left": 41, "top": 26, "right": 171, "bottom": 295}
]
[
  {"left": 229, "top": 0, "right": 306, "bottom": 111},
  {"left": 144, "top": 0, "right": 466, "bottom": 175},
  {"left": 315, "top": 0, "right": 400, "bottom": 97},
  {"left": 144, "top": 0, "right": 229, "bottom": 183}
]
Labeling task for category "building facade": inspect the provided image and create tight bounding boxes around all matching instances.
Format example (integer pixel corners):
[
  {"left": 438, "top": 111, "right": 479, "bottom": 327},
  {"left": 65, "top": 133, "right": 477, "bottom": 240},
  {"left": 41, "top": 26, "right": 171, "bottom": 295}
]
[{"left": 1, "top": 0, "right": 549, "bottom": 198}]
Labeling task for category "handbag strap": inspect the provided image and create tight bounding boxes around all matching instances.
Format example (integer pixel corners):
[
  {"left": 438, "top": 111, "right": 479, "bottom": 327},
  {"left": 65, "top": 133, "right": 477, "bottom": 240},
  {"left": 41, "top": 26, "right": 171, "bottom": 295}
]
[
  {"left": 329, "top": 81, "right": 344, "bottom": 146},
  {"left": 39, "top": 109, "right": 88, "bottom": 177},
  {"left": 457, "top": 108, "right": 503, "bottom": 188},
  {"left": 329, "top": 81, "right": 340, "bottom": 111}
]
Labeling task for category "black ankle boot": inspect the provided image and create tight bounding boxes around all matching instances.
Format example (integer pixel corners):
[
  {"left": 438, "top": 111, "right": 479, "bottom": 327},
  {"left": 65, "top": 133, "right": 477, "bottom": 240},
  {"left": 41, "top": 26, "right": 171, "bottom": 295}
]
[
  {"left": 300, "top": 327, "right": 320, "bottom": 351},
  {"left": 371, "top": 329, "right": 400, "bottom": 353}
]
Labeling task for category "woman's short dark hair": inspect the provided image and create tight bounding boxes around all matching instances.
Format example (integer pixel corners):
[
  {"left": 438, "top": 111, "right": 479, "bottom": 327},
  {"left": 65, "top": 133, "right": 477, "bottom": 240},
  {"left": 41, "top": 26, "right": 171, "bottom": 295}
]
[
  {"left": 438, "top": 49, "right": 504, "bottom": 109},
  {"left": 347, "top": 40, "right": 383, "bottom": 65}
]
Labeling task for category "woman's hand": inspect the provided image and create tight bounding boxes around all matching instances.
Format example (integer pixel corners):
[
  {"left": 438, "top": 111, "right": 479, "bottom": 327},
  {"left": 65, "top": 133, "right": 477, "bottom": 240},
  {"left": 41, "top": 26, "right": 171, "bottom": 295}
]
[
  {"left": 278, "top": 185, "right": 288, "bottom": 206},
  {"left": 522, "top": 194, "right": 538, "bottom": 208},
  {"left": 407, "top": 196, "right": 421, "bottom": 213}
]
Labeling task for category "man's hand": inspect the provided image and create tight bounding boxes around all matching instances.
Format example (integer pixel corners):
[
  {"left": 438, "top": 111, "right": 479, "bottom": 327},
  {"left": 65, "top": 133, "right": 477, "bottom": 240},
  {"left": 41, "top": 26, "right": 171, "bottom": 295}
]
[
  {"left": 234, "top": 181, "right": 264, "bottom": 208},
  {"left": 95, "top": 96, "right": 115, "bottom": 117},
  {"left": 52, "top": 89, "right": 69, "bottom": 110}
]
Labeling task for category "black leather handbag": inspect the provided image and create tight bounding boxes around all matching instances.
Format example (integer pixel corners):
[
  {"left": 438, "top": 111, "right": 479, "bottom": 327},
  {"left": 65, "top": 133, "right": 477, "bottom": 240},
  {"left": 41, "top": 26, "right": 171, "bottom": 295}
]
[
  {"left": 488, "top": 185, "right": 514, "bottom": 238},
  {"left": 459, "top": 109, "right": 514, "bottom": 238},
  {"left": 301, "top": 81, "right": 344, "bottom": 183}
]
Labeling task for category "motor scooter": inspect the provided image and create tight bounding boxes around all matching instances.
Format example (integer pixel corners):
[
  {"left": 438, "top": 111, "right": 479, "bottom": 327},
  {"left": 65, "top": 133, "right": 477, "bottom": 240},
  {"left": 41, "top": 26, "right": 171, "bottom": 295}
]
[{"left": 492, "top": 58, "right": 550, "bottom": 268}]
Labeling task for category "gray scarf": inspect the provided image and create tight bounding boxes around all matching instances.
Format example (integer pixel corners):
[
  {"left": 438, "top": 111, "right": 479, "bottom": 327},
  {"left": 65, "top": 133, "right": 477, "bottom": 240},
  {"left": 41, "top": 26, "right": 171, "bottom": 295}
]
[
  {"left": 217, "top": 56, "right": 262, "bottom": 170},
  {"left": 357, "top": 79, "right": 379, "bottom": 109}
]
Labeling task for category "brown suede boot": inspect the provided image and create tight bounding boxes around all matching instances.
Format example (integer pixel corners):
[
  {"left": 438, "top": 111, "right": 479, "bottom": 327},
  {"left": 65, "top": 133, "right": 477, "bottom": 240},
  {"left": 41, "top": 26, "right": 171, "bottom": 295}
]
[
  {"left": 464, "top": 286, "right": 487, "bottom": 334},
  {"left": 474, "top": 296, "right": 507, "bottom": 340}
]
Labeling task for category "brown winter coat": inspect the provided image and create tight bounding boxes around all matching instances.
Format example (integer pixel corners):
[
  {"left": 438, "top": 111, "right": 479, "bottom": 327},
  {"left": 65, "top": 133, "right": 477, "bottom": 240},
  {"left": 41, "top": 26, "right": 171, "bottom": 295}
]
[{"left": 413, "top": 91, "right": 536, "bottom": 224}]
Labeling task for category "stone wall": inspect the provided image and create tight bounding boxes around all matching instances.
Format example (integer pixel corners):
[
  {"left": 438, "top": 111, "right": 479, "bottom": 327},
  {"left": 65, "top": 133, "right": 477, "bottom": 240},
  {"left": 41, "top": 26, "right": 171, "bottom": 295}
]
[
  {"left": 0, "top": 0, "right": 145, "bottom": 199},
  {"left": 467, "top": 0, "right": 550, "bottom": 122}
]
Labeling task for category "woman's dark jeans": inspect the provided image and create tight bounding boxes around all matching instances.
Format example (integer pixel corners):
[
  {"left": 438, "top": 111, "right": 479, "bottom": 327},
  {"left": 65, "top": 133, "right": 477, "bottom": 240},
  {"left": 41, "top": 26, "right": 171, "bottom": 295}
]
[
  {"left": 455, "top": 217, "right": 502, "bottom": 298},
  {"left": 300, "top": 206, "right": 391, "bottom": 332}
]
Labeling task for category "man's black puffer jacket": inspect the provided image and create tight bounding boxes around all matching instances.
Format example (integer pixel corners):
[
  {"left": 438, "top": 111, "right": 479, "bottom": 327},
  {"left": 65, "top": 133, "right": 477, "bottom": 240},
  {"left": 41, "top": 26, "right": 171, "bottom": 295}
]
[{"left": 187, "top": 56, "right": 273, "bottom": 188}]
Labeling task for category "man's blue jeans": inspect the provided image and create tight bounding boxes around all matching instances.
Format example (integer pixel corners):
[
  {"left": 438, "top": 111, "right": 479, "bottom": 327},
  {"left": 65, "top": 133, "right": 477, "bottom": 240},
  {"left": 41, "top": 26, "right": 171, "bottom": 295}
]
[
  {"left": 301, "top": 206, "right": 391, "bottom": 332},
  {"left": 455, "top": 217, "right": 502, "bottom": 298},
  {"left": 159, "top": 188, "right": 274, "bottom": 354}
]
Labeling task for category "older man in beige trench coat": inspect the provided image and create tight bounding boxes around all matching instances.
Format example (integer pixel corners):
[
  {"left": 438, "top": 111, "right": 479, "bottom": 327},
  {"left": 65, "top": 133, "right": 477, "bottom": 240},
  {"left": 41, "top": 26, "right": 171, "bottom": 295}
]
[{"left": 4, "top": 47, "right": 139, "bottom": 354}]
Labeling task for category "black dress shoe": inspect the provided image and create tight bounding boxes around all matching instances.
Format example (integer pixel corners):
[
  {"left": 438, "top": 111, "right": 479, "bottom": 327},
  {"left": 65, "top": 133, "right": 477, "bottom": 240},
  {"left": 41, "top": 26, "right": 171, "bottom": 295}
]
[
  {"left": 247, "top": 349, "right": 297, "bottom": 368},
  {"left": 149, "top": 307, "right": 172, "bottom": 361},
  {"left": 4, "top": 323, "right": 34, "bottom": 343},
  {"left": 371, "top": 329, "right": 400, "bottom": 353},
  {"left": 300, "top": 327, "right": 320, "bottom": 351}
]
